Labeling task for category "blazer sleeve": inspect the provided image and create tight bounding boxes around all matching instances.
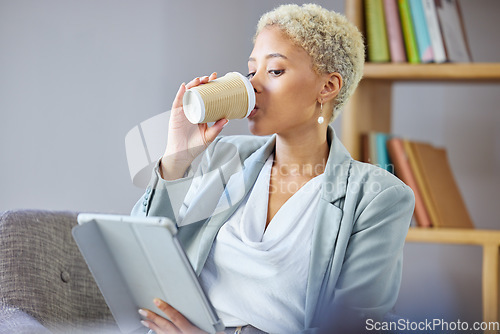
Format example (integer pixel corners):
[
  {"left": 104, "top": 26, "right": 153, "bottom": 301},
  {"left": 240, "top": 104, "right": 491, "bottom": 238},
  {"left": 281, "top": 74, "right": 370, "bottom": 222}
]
[
  {"left": 130, "top": 138, "right": 222, "bottom": 221},
  {"left": 130, "top": 136, "right": 243, "bottom": 225},
  {"left": 130, "top": 160, "right": 193, "bottom": 220},
  {"left": 323, "top": 184, "right": 415, "bottom": 331}
]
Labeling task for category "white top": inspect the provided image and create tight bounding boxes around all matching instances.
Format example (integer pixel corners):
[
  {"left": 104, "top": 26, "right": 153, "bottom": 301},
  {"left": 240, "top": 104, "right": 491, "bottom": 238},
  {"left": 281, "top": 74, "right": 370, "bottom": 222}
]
[{"left": 199, "top": 155, "right": 324, "bottom": 333}]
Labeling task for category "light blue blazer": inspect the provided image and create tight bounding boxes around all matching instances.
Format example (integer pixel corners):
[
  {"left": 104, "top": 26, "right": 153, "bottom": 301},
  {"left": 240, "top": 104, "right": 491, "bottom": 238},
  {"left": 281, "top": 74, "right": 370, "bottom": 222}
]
[{"left": 132, "top": 126, "right": 415, "bottom": 333}]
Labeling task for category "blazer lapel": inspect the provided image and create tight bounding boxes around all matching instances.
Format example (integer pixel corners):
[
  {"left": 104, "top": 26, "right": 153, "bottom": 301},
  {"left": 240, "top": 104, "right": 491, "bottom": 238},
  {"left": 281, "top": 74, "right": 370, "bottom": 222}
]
[
  {"left": 305, "top": 127, "right": 352, "bottom": 327},
  {"left": 305, "top": 201, "right": 343, "bottom": 326}
]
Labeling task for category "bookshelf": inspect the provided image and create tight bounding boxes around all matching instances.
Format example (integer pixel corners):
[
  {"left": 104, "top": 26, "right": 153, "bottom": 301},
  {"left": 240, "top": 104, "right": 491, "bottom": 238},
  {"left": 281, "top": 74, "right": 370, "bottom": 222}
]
[{"left": 343, "top": 0, "right": 500, "bottom": 330}]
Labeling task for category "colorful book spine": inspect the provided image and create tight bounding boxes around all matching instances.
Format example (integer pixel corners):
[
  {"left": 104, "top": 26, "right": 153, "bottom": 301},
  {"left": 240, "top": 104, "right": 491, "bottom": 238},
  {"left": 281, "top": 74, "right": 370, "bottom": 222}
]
[
  {"left": 407, "top": 140, "right": 474, "bottom": 228},
  {"left": 404, "top": 140, "right": 439, "bottom": 226},
  {"left": 422, "top": 0, "right": 447, "bottom": 63},
  {"left": 375, "top": 133, "right": 393, "bottom": 172},
  {"left": 397, "top": 0, "right": 420, "bottom": 63},
  {"left": 369, "top": 132, "right": 379, "bottom": 166},
  {"left": 365, "top": 0, "right": 391, "bottom": 62},
  {"left": 435, "top": 0, "right": 472, "bottom": 62},
  {"left": 383, "top": 0, "right": 407, "bottom": 62},
  {"left": 409, "top": 0, "right": 434, "bottom": 63},
  {"left": 361, "top": 133, "right": 371, "bottom": 164},
  {"left": 387, "top": 138, "right": 432, "bottom": 227}
]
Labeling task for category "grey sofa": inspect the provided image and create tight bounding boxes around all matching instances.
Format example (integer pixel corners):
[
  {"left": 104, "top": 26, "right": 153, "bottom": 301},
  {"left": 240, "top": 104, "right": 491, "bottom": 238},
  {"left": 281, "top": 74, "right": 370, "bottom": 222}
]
[{"left": 0, "top": 210, "right": 118, "bottom": 333}]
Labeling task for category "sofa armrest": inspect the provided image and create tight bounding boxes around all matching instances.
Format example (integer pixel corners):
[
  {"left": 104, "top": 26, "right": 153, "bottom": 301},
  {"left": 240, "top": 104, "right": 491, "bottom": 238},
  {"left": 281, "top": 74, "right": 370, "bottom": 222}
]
[{"left": 0, "top": 210, "right": 117, "bottom": 332}]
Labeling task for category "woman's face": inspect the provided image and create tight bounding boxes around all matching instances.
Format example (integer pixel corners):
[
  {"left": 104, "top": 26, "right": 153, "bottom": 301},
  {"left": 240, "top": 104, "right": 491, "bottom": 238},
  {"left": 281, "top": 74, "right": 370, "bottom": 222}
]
[{"left": 247, "top": 26, "right": 326, "bottom": 137}]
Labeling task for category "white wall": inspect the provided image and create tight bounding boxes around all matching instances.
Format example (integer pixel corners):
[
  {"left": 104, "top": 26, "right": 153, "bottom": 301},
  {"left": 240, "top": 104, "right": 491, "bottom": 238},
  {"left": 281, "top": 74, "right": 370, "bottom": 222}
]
[{"left": 1, "top": 0, "right": 499, "bottom": 327}]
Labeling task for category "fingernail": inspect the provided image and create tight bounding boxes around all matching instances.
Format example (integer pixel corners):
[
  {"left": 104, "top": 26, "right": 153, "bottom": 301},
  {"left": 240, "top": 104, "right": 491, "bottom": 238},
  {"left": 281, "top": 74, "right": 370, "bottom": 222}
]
[
  {"left": 222, "top": 119, "right": 229, "bottom": 128},
  {"left": 153, "top": 298, "right": 161, "bottom": 306},
  {"left": 141, "top": 320, "right": 150, "bottom": 328},
  {"left": 138, "top": 309, "right": 147, "bottom": 317}
]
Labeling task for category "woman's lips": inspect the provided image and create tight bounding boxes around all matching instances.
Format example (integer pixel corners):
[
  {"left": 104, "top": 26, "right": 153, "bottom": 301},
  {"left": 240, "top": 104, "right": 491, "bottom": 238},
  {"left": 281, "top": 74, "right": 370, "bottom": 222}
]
[{"left": 248, "top": 106, "right": 259, "bottom": 119}]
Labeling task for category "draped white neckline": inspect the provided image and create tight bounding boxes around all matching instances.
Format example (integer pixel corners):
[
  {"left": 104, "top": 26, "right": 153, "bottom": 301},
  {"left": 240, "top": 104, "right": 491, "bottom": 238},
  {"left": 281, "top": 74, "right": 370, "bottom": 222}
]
[{"left": 199, "top": 154, "right": 324, "bottom": 333}]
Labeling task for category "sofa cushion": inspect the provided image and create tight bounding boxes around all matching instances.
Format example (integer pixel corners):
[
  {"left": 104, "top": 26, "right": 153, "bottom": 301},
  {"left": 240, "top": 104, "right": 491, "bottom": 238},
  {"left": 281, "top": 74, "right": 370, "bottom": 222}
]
[{"left": 0, "top": 210, "right": 117, "bottom": 332}]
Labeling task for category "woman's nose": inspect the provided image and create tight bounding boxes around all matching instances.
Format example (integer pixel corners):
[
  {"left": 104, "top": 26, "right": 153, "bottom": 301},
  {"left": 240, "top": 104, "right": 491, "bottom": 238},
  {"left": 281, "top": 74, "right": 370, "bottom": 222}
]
[{"left": 249, "top": 74, "right": 261, "bottom": 94}]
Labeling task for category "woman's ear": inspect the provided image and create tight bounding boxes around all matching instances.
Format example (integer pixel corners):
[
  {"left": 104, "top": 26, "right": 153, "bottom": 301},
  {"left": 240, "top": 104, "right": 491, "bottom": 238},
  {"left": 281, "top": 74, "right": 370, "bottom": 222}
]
[{"left": 318, "top": 72, "right": 342, "bottom": 103}]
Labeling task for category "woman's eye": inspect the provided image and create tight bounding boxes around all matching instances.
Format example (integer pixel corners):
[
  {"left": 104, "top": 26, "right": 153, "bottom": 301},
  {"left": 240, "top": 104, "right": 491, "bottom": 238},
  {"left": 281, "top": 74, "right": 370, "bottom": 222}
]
[
  {"left": 246, "top": 72, "right": 255, "bottom": 79},
  {"left": 269, "top": 69, "right": 284, "bottom": 77}
]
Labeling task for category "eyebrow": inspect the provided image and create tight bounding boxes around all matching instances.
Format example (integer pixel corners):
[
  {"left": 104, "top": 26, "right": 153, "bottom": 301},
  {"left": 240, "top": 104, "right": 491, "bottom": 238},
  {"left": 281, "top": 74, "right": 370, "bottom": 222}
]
[{"left": 248, "top": 53, "right": 288, "bottom": 62}]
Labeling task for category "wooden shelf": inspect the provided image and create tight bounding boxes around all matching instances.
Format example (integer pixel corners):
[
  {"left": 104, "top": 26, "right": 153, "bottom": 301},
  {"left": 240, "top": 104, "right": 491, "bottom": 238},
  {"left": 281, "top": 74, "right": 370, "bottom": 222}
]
[
  {"left": 363, "top": 63, "right": 500, "bottom": 81},
  {"left": 406, "top": 227, "right": 500, "bottom": 246}
]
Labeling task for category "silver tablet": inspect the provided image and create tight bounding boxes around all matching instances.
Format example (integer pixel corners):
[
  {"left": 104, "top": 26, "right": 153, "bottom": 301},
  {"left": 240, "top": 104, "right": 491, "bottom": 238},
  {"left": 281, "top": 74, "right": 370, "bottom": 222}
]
[{"left": 72, "top": 213, "right": 224, "bottom": 334}]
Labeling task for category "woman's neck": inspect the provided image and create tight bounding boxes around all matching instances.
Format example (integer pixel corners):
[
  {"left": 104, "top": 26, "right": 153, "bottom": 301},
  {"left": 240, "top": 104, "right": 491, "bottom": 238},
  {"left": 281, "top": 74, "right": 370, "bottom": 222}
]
[{"left": 273, "top": 128, "right": 330, "bottom": 177}]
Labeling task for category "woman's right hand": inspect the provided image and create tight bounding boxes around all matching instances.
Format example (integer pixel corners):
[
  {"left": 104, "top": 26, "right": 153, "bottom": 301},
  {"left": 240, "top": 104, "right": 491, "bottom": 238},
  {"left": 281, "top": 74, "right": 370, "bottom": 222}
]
[{"left": 160, "top": 73, "right": 228, "bottom": 180}]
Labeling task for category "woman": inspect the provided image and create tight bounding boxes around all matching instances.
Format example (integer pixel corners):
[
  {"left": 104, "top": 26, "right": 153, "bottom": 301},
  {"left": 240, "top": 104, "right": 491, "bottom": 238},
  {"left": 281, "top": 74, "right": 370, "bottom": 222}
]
[{"left": 132, "top": 4, "right": 414, "bottom": 334}]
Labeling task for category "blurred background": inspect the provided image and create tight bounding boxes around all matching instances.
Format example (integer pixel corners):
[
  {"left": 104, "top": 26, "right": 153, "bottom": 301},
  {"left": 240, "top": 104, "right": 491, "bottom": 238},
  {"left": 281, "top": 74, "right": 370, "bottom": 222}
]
[{"left": 1, "top": 0, "right": 499, "bottom": 328}]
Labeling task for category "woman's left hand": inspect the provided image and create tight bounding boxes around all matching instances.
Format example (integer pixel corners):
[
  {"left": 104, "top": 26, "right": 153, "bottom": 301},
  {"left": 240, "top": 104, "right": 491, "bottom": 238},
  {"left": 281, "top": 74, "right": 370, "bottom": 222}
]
[{"left": 139, "top": 298, "right": 207, "bottom": 334}]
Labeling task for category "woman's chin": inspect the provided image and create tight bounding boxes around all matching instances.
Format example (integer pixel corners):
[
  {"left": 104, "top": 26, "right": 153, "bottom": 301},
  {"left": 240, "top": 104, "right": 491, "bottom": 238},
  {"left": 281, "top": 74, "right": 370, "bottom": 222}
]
[
  {"left": 247, "top": 119, "right": 273, "bottom": 136},
  {"left": 247, "top": 122, "right": 260, "bottom": 136}
]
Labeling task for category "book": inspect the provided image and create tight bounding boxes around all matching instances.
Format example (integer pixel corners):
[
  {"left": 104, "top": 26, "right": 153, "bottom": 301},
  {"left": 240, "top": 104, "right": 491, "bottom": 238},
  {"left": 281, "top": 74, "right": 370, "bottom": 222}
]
[
  {"left": 365, "top": 0, "right": 391, "bottom": 62},
  {"left": 403, "top": 139, "right": 439, "bottom": 225},
  {"left": 422, "top": 0, "right": 447, "bottom": 63},
  {"left": 375, "top": 133, "right": 393, "bottom": 172},
  {"left": 387, "top": 138, "right": 432, "bottom": 227},
  {"left": 369, "top": 132, "right": 379, "bottom": 166},
  {"left": 383, "top": 0, "right": 407, "bottom": 62},
  {"left": 361, "top": 133, "right": 371, "bottom": 163},
  {"left": 406, "top": 141, "right": 474, "bottom": 228},
  {"left": 362, "top": 132, "right": 393, "bottom": 172},
  {"left": 409, "top": 0, "right": 434, "bottom": 63},
  {"left": 435, "top": 0, "right": 472, "bottom": 62},
  {"left": 397, "top": 0, "right": 420, "bottom": 63}
]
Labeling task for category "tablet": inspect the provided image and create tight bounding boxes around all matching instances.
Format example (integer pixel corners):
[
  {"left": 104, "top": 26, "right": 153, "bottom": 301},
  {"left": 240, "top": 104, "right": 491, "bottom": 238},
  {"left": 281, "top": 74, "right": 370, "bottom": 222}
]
[{"left": 72, "top": 213, "right": 224, "bottom": 334}]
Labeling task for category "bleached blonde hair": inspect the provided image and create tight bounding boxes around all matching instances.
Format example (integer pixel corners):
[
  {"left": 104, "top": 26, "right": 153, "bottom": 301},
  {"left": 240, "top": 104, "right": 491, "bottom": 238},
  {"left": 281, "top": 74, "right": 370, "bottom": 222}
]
[{"left": 255, "top": 3, "right": 364, "bottom": 122}]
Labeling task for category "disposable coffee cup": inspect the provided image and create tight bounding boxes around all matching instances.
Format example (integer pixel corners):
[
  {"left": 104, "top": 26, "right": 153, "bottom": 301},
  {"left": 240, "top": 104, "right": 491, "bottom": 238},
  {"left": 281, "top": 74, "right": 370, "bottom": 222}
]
[{"left": 182, "top": 72, "right": 255, "bottom": 124}]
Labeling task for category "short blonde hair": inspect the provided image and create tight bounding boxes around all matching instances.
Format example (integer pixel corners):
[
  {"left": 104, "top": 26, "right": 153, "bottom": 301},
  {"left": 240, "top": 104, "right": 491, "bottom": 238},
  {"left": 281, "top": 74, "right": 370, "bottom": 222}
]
[{"left": 255, "top": 3, "right": 364, "bottom": 122}]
